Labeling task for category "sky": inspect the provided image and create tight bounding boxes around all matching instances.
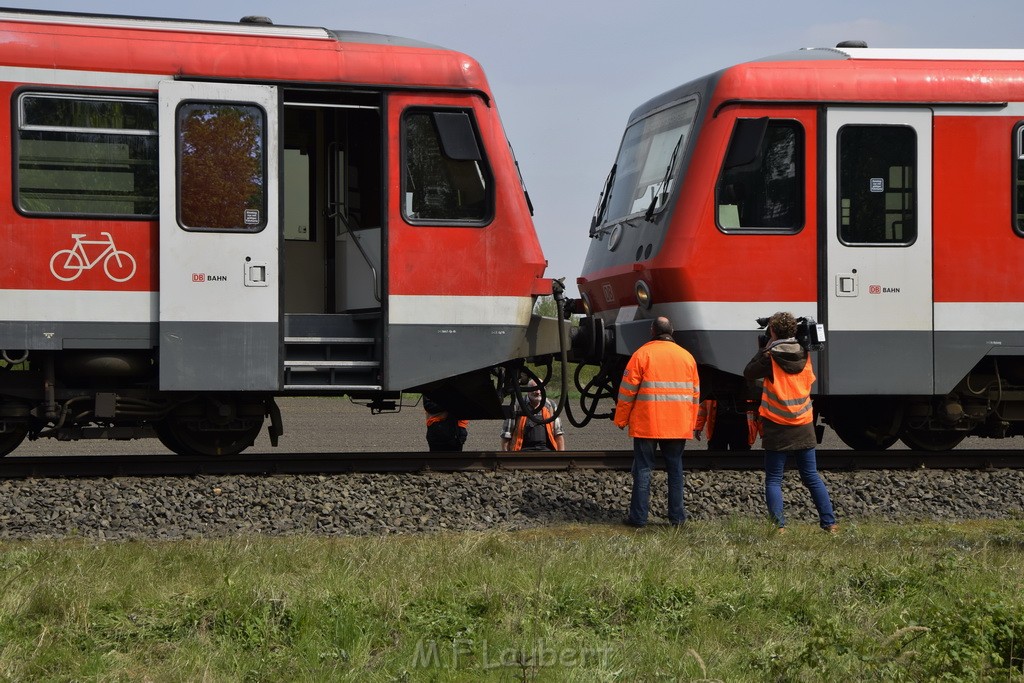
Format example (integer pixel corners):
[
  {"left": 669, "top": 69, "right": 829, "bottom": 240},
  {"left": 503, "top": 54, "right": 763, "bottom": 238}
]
[{"left": 12, "top": 0, "right": 1022, "bottom": 297}]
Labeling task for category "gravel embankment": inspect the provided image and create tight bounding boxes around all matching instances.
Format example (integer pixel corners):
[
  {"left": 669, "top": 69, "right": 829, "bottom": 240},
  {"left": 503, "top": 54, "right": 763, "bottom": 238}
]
[{"left": 2, "top": 398, "right": 1023, "bottom": 540}]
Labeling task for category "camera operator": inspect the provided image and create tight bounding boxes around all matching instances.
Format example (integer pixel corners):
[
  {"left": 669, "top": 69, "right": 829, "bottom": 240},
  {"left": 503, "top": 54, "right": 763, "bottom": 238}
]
[{"left": 743, "top": 311, "right": 837, "bottom": 534}]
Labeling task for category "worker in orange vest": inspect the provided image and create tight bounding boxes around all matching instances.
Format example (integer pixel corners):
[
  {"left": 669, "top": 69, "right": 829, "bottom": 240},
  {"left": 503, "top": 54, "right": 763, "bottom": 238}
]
[
  {"left": 614, "top": 316, "right": 700, "bottom": 528},
  {"left": 744, "top": 311, "right": 837, "bottom": 534},
  {"left": 500, "top": 380, "right": 566, "bottom": 451},
  {"left": 694, "top": 400, "right": 761, "bottom": 450},
  {"left": 423, "top": 396, "right": 469, "bottom": 452}
]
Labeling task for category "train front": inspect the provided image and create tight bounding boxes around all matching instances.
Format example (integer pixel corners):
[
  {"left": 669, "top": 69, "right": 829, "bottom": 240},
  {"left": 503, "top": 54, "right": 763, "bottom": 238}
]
[{"left": 571, "top": 76, "right": 749, "bottom": 399}]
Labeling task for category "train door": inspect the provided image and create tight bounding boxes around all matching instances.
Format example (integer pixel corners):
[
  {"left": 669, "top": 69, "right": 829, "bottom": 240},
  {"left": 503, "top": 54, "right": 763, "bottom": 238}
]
[
  {"left": 279, "top": 93, "right": 385, "bottom": 392},
  {"left": 158, "top": 81, "right": 281, "bottom": 391},
  {"left": 823, "top": 108, "right": 933, "bottom": 394}
]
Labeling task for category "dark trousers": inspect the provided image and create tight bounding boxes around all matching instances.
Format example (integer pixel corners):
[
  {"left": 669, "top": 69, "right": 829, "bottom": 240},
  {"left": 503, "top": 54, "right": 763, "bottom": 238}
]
[
  {"left": 708, "top": 410, "right": 751, "bottom": 451},
  {"left": 426, "top": 420, "right": 468, "bottom": 452}
]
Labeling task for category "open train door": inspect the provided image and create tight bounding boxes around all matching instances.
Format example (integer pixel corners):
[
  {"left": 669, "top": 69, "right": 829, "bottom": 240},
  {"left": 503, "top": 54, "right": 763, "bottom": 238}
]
[
  {"left": 158, "top": 81, "right": 282, "bottom": 391},
  {"left": 823, "top": 107, "right": 934, "bottom": 395}
]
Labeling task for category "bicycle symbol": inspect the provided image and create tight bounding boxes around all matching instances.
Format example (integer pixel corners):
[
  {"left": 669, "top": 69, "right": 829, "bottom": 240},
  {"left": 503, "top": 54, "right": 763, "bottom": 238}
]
[{"left": 49, "top": 232, "right": 137, "bottom": 283}]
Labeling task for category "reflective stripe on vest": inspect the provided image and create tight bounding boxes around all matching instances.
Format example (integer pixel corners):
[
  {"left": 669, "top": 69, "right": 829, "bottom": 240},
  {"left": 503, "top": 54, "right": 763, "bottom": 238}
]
[{"left": 759, "top": 356, "right": 815, "bottom": 426}]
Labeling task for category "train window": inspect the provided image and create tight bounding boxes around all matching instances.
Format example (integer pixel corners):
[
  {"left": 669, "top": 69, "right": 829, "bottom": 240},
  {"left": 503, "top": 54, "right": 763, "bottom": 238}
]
[
  {"left": 837, "top": 125, "right": 916, "bottom": 245},
  {"left": 402, "top": 109, "right": 492, "bottom": 224},
  {"left": 598, "top": 99, "right": 698, "bottom": 226},
  {"left": 1015, "top": 123, "right": 1024, "bottom": 234},
  {"left": 15, "top": 92, "right": 158, "bottom": 217},
  {"left": 177, "top": 102, "right": 267, "bottom": 232},
  {"left": 716, "top": 119, "right": 803, "bottom": 231}
]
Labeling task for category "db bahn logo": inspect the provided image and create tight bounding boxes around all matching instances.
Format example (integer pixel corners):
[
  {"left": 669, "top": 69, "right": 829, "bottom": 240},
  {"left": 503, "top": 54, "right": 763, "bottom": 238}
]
[
  {"left": 869, "top": 285, "right": 881, "bottom": 294},
  {"left": 192, "top": 273, "right": 228, "bottom": 283},
  {"left": 869, "top": 285, "right": 901, "bottom": 294}
]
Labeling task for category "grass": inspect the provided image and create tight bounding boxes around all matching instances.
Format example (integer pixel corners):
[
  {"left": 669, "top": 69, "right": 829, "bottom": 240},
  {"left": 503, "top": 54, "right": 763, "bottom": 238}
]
[{"left": 1, "top": 519, "right": 1023, "bottom": 681}]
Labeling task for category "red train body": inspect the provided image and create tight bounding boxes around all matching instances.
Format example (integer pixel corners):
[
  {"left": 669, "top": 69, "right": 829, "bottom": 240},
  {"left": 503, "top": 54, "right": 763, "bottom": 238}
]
[
  {"left": 0, "top": 8, "right": 561, "bottom": 456},
  {"left": 575, "top": 46, "right": 1024, "bottom": 450}
]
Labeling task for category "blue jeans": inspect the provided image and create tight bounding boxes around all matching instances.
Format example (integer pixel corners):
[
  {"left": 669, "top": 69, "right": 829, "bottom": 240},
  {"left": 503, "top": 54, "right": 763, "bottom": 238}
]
[
  {"left": 628, "top": 438, "right": 686, "bottom": 526},
  {"left": 764, "top": 448, "right": 836, "bottom": 529}
]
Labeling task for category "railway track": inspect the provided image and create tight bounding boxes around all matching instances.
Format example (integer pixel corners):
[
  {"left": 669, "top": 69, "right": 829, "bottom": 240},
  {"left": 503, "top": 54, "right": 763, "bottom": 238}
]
[{"left": 2, "top": 449, "right": 1024, "bottom": 478}]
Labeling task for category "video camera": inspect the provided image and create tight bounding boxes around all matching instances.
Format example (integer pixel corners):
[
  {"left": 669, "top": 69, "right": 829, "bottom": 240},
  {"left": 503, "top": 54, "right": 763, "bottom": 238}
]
[{"left": 756, "top": 315, "right": 826, "bottom": 351}]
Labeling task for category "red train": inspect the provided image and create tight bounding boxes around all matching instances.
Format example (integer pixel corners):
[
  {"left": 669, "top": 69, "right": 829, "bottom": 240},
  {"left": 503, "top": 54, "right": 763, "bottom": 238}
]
[
  {"left": 573, "top": 43, "right": 1024, "bottom": 450},
  {"left": 0, "top": 8, "right": 562, "bottom": 456}
]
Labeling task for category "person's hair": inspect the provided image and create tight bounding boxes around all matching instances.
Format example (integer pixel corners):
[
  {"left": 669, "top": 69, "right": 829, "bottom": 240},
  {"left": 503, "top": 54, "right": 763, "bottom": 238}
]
[
  {"left": 768, "top": 311, "right": 797, "bottom": 338},
  {"left": 651, "top": 316, "right": 674, "bottom": 339}
]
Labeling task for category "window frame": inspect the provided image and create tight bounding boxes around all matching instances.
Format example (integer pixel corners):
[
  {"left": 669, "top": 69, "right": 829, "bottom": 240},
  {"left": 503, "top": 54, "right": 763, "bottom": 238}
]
[
  {"left": 174, "top": 99, "right": 269, "bottom": 233},
  {"left": 714, "top": 117, "right": 805, "bottom": 234},
  {"left": 400, "top": 106, "right": 494, "bottom": 227},
  {"left": 594, "top": 96, "right": 699, "bottom": 229},
  {"left": 1013, "top": 121, "right": 1024, "bottom": 236},
  {"left": 836, "top": 122, "right": 917, "bottom": 247},
  {"left": 13, "top": 88, "right": 159, "bottom": 220}
]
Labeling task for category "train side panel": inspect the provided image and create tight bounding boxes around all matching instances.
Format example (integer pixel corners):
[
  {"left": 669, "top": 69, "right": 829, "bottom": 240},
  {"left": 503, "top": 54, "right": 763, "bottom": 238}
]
[
  {"left": 932, "top": 110, "right": 1024, "bottom": 392},
  {"left": 0, "top": 10, "right": 560, "bottom": 457},
  {"left": 575, "top": 48, "right": 1024, "bottom": 449}
]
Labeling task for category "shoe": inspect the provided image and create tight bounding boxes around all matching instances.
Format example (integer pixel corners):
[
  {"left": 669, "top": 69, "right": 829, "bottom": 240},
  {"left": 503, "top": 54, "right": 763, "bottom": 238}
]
[
  {"left": 621, "top": 517, "right": 645, "bottom": 529},
  {"left": 825, "top": 524, "right": 839, "bottom": 534}
]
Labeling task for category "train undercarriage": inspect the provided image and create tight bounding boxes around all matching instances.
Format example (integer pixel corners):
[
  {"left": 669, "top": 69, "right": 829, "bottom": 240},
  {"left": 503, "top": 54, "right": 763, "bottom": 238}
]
[
  {"left": 0, "top": 344, "right": 564, "bottom": 458},
  {"left": 817, "top": 356, "right": 1024, "bottom": 451},
  {"left": 0, "top": 350, "right": 281, "bottom": 457},
  {"left": 567, "top": 320, "right": 1024, "bottom": 451}
]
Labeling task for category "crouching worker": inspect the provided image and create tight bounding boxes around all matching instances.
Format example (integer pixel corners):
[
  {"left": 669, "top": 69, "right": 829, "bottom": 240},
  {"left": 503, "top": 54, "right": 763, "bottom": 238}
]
[
  {"left": 695, "top": 399, "right": 761, "bottom": 451},
  {"left": 500, "top": 380, "right": 566, "bottom": 451},
  {"left": 423, "top": 397, "right": 469, "bottom": 452}
]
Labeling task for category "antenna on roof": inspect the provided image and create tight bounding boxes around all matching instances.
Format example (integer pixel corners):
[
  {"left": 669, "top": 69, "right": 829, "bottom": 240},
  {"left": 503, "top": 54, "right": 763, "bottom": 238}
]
[{"left": 836, "top": 40, "right": 868, "bottom": 48}]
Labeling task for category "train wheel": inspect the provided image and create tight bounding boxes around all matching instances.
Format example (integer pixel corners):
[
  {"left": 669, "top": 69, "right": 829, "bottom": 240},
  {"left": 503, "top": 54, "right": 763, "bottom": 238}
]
[
  {"left": 826, "top": 399, "right": 901, "bottom": 450},
  {"left": 899, "top": 428, "right": 966, "bottom": 451},
  {"left": 0, "top": 424, "right": 28, "bottom": 457},
  {"left": 155, "top": 414, "right": 264, "bottom": 457}
]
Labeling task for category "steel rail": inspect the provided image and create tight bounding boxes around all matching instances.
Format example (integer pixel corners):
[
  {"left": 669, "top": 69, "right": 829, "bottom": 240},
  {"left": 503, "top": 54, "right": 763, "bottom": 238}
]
[{"left": 2, "top": 449, "right": 1024, "bottom": 479}]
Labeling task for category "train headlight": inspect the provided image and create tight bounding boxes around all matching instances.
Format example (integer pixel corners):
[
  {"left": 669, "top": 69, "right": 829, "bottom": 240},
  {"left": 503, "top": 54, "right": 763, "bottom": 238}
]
[
  {"left": 635, "top": 280, "right": 652, "bottom": 309},
  {"left": 579, "top": 292, "right": 592, "bottom": 316}
]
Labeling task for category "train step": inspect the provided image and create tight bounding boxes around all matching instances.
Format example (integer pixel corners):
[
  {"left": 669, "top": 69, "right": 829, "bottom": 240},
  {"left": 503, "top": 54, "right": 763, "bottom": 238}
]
[
  {"left": 282, "top": 313, "right": 382, "bottom": 390},
  {"left": 284, "top": 360, "right": 380, "bottom": 369}
]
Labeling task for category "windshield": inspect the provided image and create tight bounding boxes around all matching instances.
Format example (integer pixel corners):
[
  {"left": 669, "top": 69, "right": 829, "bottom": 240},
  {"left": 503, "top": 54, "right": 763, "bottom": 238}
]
[{"left": 596, "top": 99, "right": 698, "bottom": 227}]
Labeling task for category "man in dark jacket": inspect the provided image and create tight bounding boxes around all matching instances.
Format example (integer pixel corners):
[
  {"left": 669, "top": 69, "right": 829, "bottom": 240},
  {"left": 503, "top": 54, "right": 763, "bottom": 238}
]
[{"left": 744, "top": 311, "right": 837, "bottom": 534}]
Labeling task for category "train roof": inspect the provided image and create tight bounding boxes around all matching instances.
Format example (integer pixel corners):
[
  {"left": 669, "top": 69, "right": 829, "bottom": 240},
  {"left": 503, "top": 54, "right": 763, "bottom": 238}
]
[
  {"left": 0, "top": 7, "right": 487, "bottom": 91},
  {"left": 762, "top": 46, "right": 1024, "bottom": 62},
  {"left": 0, "top": 7, "right": 442, "bottom": 47},
  {"left": 629, "top": 45, "right": 1024, "bottom": 126}
]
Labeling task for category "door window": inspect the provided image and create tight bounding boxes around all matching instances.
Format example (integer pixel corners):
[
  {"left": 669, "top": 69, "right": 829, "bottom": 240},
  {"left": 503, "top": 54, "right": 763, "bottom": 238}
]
[
  {"left": 837, "top": 125, "right": 916, "bottom": 245},
  {"left": 177, "top": 102, "right": 267, "bottom": 231}
]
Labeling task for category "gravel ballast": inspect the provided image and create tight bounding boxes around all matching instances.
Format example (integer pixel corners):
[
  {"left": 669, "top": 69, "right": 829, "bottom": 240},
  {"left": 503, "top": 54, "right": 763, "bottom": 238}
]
[{"left": 3, "top": 398, "right": 1022, "bottom": 540}]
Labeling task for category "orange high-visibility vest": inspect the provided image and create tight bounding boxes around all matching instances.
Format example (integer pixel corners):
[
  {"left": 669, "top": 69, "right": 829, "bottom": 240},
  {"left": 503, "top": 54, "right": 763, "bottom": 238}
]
[
  {"left": 696, "top": 400, "right": 761, "bottom": 445},
  {"left": 510, "top": 405, "right": 558, "bottom": 451},
  {"left": 614, "top": 339, "right": 700, "bottom": 439},
  {"left": 759, "top": 356, "right": 815, "bottom": 426}
]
